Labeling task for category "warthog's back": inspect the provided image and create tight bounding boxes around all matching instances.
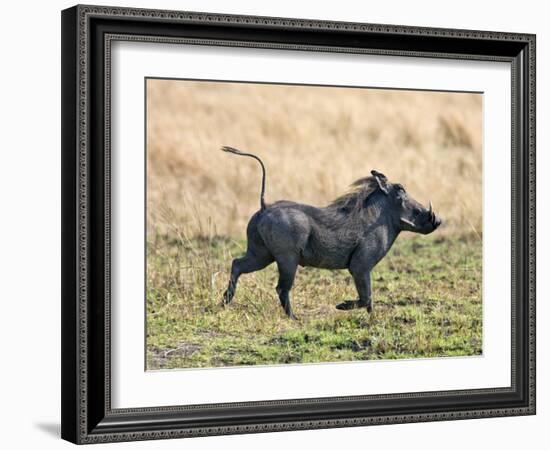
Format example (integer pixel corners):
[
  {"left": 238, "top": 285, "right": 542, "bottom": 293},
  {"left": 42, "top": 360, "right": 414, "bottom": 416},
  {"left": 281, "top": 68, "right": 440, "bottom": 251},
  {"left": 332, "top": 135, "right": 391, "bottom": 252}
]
[{"left": 255, "top": 201, "right": 361, "bottom": 270}]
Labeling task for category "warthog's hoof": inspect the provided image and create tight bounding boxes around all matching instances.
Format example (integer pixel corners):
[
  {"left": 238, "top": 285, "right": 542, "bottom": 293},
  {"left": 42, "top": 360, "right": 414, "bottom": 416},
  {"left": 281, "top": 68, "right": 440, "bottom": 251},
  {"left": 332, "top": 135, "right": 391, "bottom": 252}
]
[
  {"left": 336, "top": 300, "right": 372, "bottom": 312},
  {"left": 222, "top": 291, "right": 233, "bottom": 306}
]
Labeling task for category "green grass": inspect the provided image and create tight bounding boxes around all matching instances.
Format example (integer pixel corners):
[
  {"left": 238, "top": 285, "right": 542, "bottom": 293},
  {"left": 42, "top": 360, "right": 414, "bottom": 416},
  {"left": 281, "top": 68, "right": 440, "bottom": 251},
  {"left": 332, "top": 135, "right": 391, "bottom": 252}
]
[{"left": 146, "top": 232, "right": 482, "bottom": 369}]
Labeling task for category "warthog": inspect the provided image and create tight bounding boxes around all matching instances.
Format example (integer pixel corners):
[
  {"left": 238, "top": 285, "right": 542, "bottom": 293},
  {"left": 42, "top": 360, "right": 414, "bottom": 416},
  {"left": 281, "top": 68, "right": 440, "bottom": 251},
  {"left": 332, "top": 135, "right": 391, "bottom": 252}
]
[{"left": 221, "top": 146, "right": 442, "bottom": 319}]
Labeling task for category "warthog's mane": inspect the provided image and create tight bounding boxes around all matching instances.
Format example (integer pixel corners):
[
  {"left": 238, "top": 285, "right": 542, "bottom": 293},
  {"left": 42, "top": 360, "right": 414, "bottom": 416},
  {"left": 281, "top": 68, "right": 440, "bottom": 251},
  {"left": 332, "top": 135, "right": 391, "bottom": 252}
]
[{"left": 327, "top": 176, "right": 380, "bottom": 214}]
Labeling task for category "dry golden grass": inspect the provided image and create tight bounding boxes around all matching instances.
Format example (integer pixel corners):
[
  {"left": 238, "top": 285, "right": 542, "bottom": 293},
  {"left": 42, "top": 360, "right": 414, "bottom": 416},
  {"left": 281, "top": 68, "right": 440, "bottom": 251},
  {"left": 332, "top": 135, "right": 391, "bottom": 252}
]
[{"left": 146, "top": 79, "right": 482, "bottom": 239}]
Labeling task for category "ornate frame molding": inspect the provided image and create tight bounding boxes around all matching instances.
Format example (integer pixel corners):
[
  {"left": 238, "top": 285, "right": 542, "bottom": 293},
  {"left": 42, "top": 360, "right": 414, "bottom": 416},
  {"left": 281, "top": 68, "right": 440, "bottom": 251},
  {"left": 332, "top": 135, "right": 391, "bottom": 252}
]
[{"left": 61, "top": 4, "right": 536, "bottom": 444}]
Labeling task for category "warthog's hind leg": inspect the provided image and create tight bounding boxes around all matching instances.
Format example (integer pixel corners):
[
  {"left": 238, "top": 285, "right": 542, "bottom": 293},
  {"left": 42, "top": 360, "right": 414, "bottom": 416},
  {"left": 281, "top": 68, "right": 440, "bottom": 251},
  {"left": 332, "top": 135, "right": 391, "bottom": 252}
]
[
  {"left": 275, "top": 257, "right": 299, "bottom": 320},
  {"left": 223, "top": 251, "right": 273, "bottom": 305}
]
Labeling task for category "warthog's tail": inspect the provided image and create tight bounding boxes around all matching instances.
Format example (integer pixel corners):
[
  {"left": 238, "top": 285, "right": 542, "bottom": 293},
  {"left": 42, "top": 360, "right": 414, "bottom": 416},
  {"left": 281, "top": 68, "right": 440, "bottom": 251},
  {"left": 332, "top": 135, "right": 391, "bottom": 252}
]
[{"left": 221, "top": 146, "right": 267, "bottom": 211}]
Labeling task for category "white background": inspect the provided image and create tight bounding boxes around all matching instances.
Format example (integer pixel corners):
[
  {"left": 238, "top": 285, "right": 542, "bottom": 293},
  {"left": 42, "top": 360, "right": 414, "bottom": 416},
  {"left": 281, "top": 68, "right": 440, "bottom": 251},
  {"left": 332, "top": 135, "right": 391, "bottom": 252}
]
[
  {"left": 0, "top": 0, "right": 546, "bottom": 449},
  {"left": 112, "top": 43, "right": 511, "bottom": 408}
]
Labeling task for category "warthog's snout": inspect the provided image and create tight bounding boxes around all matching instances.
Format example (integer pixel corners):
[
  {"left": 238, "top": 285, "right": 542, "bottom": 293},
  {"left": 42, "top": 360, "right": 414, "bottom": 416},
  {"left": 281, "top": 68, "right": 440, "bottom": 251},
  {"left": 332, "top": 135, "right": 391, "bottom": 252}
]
[
  {"left": 424, "top": 201, "right": 442, "bottom": 233},
  {"left": 429, "top": 201, "right": 442, "bottom": 229},
  {"left": 399, "top": 200, "right": 442, "bottom": 234}
]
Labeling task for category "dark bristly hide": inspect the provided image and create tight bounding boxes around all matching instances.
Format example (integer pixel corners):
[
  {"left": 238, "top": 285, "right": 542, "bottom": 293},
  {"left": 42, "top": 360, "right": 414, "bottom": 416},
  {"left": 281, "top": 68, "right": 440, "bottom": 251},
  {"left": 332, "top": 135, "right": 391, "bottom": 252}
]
[{"left": 221, "top": 147, "right": 442, "bottom": 319}]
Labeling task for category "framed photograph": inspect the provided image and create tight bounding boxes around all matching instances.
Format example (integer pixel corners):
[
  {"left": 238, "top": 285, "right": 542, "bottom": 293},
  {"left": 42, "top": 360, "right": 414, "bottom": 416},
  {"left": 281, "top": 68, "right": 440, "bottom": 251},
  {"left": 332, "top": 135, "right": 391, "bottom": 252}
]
[{"left": 61, "top": 4, "right": 536, "bottom": 444}]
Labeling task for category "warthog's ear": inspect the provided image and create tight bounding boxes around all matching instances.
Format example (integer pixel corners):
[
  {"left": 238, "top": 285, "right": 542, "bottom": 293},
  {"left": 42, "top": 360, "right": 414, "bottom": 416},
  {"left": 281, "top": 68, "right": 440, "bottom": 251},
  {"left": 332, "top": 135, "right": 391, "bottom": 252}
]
[{"left": 371, "top": 170, "right": 389, "bottom": 194}]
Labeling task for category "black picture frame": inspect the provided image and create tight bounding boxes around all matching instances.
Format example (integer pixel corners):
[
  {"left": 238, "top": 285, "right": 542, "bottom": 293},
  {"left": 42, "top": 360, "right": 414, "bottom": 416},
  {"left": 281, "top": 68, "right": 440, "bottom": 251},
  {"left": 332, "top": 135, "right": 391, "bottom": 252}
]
[{"left": 61, "top": 4, "right": 536, "bottom": 444}]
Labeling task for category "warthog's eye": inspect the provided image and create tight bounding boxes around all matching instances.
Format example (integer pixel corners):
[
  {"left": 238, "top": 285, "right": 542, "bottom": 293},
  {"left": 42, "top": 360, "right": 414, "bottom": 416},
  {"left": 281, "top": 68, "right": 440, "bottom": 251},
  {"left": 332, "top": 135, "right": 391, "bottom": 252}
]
[{"left": 394, "top": 184, "right": 406, "bottom": 201}]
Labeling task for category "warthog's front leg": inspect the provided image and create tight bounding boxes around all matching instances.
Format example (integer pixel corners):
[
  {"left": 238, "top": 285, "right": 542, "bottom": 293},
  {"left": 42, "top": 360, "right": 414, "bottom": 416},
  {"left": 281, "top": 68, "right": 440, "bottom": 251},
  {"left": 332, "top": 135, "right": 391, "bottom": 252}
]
[
  {"left": 336, "top": 247, "right": 373, "bottom": 312},
  {"left": 336, "top": 270, "right": 372, "bottom": 312}
]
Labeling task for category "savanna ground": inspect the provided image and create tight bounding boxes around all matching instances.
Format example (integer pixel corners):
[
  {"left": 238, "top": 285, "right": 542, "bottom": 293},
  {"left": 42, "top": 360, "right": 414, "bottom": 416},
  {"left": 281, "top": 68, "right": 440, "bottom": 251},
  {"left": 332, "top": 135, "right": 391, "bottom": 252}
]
[{"left": 146, "top": 80, "right": 483, "bottom": 369}]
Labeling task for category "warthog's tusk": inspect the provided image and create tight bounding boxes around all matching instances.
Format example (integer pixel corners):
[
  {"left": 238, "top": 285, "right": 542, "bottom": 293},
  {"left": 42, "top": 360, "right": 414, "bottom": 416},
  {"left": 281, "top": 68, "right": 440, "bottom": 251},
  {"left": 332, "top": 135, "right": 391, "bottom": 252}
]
[
  {"left": 428, "top": 201, "right": 435, "bottom": 223},
  {"left": 400, "top": 217, "right": 415, "bottom": 228}
]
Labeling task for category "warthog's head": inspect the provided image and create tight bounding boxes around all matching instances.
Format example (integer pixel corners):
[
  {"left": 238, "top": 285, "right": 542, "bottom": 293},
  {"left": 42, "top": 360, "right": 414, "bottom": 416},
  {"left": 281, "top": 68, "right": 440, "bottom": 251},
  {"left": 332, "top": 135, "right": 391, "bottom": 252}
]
[{"left": 371, "top": 170, "right": 442, "bottom": 235}]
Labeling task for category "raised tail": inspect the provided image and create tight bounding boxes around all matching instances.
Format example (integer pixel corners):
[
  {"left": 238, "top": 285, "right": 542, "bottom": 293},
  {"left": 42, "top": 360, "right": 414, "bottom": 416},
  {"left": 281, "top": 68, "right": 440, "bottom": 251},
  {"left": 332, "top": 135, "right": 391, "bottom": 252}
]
[{"left": 221, "top": 146, "right": 267, "bottom": 211}]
